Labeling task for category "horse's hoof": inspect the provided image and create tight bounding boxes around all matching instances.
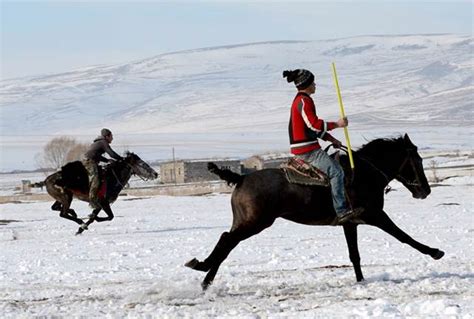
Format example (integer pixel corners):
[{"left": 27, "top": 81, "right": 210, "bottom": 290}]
[
  {"left": 185, "top": 258, "right": 199, "bottom": 269},
  {"left": 75, "top": 229, "right": 84, "bottom": 236},
  {"left": 432, "top": 250, "right": 445, "bottom": 260},
  {"left": 201, "top": 280, "right": 212, "bottom": 291}
]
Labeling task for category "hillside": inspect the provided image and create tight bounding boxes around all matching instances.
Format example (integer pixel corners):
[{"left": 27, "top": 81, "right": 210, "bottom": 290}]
[{"left": 1, "top": 34, "right": 472, "bottom": 170}]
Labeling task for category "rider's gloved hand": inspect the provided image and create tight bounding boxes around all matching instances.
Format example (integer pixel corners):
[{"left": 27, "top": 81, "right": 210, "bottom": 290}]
[{"left": 332, "top": 140, "right": 343, "bottom": 149}]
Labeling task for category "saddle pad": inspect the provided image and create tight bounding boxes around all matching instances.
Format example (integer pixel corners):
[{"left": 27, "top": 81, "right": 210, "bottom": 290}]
[
  {"left": 281, "top": 158, "right": 330, "bottom": 187},
  {"left": 97, "top": 179, "right": 107, "bottom": 198}
]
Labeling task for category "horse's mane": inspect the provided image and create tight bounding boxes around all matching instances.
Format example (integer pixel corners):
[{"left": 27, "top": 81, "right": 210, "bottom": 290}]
[{"left": 356, "top": 136, "right": 405, "bottom": 158}]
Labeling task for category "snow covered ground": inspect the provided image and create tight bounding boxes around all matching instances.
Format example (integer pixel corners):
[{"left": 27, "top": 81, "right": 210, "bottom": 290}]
[
  {"left": 1, "top": 174, "right": 472, "bottom": 317},
  {"left": 0, "top": 33, "right": 472, "bottom": 317}
]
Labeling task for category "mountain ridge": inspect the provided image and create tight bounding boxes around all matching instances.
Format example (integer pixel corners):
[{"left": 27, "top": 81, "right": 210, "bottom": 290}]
[{"left": 0, "top": 34, "right": 472, "bottom": 170}]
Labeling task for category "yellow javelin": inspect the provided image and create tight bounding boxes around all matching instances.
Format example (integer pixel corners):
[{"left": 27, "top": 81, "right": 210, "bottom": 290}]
[{"left": 331, "top": 62, "right": 355, "bottom": 170}]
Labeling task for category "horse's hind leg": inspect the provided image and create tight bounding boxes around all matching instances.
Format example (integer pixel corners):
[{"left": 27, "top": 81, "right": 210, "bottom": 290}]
[
  {"left": 51, "top": 201, "right": 62, "bottom": 211},
  {"left": 53, "top": 201, "right": 77, "bottom": 218},
  {"left": 343, "top": 224, "right": 364, "bottom": 281},
  {"left": 186, "top": 221, "right": 273, "bottom": 290},
  {"left": 58, "top": 193, "right": 85, "bottom": 226},
  {"left": 369, "top": 210, "right": 444, "bottom": 260}
]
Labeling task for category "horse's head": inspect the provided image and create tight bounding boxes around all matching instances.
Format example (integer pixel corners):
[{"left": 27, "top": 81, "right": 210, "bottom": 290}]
[
  {"left": 394, "top": 134, "right": 431, "bottom": 199},
  {"left": 123, "top": 152, "right": 158, "bottom": 180}
]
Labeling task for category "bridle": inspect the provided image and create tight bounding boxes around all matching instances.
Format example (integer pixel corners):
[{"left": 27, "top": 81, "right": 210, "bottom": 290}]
[
  {"left": 115, "top": 158, "right": 155, "bottom": 182},
  {"left": 103, "top": 157, "right": 155, "bottom": 189},
  {"left": 393, "top": 148, "right": 423, "bottom": 187},
  {"left": 338, "top": 145, "right": 423, "bottom": 188},
  {"left": 109, "top": 160, "right": 133, "bottom": 189}
]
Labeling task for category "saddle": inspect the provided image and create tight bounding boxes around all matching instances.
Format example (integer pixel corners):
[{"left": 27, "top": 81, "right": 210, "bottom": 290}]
[{"left": 281, "top": 157, "right": 330, "bottom": 187}]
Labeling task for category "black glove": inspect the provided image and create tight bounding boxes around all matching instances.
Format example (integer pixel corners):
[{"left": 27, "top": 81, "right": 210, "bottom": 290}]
[{"left": 332, "top": 140, "right": 343, "bottom": 149}]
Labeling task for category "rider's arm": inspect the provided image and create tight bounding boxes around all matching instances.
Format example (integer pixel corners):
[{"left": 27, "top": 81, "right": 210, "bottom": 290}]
[
  {"left": 300, "top": 97, "right": 337, "bottom": 134},
  {"left": 101, "top": 141, "right": 123, "bottom": 161},
  {"left": 98, "top": 155, "right": 109, "bottom": 163}
]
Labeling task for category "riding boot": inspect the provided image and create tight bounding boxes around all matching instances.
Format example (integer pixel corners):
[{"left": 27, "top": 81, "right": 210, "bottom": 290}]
[{"left": 333, "top": 207, "right": 365, "bottom": 225}]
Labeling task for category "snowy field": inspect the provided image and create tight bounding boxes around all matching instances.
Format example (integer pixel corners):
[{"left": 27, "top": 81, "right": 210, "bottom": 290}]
[
  {"left": 1, "top": 174, "right": 472, "bottom": 318},
  {"left": 0, "top": 33, "right": 472, "bottom": 317}
]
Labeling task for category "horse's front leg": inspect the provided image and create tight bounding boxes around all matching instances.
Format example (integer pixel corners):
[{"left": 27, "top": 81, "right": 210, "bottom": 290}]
[
  {"left": 75, "top": 207, "right": 101, "bottom": 235},
  {"left": 368, "top": 210, "right": 444, "bottom": 260},
  {"left": 343, "top": 224, "right": 364, "bottom": 281},
  {"left": 94, "top": 201, "right": 114, "bottom": 222}
]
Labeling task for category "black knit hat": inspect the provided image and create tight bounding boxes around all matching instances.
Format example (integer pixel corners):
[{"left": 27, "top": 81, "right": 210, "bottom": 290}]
[
  {"left": 101, "top": 128, "right": 112, "bottom": 137},
  {"left": 283, "top": 69, "right": 315, "bottom": 90}
]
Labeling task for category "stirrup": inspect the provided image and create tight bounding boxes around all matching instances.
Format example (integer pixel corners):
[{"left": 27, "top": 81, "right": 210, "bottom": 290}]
[{"left": 332, "top": 207, "right": 365, "bottom": 225}]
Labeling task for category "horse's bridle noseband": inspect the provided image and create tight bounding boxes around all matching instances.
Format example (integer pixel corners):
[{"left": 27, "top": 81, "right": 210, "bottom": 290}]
[{"left": 394, "top": 148, "right": 423, "bottom": 188}]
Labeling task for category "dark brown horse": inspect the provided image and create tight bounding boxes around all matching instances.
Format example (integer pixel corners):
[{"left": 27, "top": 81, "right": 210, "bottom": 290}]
[
  {"left": 31, "top": 152, "right": 158, "bottom": 234},
  {"left": 186, "top": 134, "right": 444, "bottom": 290}
]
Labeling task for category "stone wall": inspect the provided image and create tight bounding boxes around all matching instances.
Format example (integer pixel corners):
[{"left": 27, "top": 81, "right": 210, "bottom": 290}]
[{"left": 184, "top": 160, "right": 241, "bottom": 183}]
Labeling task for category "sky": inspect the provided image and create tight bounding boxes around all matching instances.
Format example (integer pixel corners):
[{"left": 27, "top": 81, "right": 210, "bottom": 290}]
[{"left": 1, "top": 1, "right": 472, "bottom": 79}]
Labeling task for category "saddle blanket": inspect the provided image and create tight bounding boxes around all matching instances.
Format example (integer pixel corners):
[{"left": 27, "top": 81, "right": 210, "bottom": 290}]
[{"left": 281, "top": 157, "right": 330, "bottom": 187}]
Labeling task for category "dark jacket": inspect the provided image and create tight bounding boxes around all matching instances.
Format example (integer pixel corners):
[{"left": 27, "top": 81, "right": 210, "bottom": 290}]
[{"left": 84, "top": 136, "right": 122, "bottom": 163}]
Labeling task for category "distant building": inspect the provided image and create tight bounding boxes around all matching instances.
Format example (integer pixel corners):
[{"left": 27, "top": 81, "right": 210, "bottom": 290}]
[
  {"left": 160, "top": 159, "right": 241, "bottom": 184},
  {"left": 241, "top": 153, "right": 290, "bottom": 173},
  {"left": 21, "top": 180, "right": 32, "bottom": 194}
]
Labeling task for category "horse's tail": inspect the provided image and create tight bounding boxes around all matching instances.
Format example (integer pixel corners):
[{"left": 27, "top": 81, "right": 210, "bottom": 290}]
[
  {"left": 30, "top": 181, "right": 45, "bottom": 188},
  {"left": 208, "top": 162, "right": 243, "bottom": 186}
]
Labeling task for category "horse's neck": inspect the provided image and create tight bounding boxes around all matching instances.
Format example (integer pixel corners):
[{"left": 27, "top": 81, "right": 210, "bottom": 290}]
[
  {"left": 107, "top": 164, "right": 132, "bottom": 193},
  {"left": 353, "top": 151, "right": 401, "bottom": 187}
]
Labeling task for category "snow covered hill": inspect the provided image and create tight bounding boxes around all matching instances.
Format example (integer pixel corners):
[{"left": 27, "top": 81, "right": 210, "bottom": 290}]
[{"left": 0, "top": 34, "right": 472, "bottom": 171}]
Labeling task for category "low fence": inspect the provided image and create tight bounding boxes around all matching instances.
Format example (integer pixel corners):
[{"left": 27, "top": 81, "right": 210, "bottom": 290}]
[{"left": 1, "top": 164, "right": 471, "bottom": 204}]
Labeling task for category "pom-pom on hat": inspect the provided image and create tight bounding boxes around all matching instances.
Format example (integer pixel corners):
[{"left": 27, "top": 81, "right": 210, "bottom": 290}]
[{"left": 283, "top": 69, "right": 314, "bottom": 90}]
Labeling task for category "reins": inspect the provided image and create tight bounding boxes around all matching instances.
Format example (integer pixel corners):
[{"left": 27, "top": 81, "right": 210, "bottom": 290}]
[
  {"left": 109, "top": 159, "right": 152, "bottom": 187},
  {"left": 331, "top": 144, "right": 423, "bottom": 190},
  {"left": 108, "top": 160, "right": 133, "bottom": 189}
]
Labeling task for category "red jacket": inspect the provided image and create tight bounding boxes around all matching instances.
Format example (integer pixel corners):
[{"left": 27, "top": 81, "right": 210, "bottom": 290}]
[{"left": 288, "top": 92, "right": 337, "bottom": 155}]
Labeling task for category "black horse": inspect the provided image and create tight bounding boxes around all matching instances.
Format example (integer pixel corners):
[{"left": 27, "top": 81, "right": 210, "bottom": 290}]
[
  {"left": 32, "top": 152, "right": 158, "bottom": 234},
  {"left": 186, "top": 134, "right": 445, "bottom": 290}
]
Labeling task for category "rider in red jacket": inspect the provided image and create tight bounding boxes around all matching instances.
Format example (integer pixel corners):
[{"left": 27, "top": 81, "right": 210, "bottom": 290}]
[
  {"left": 284, "top": 69, "right": 362, "bottom": 224},
  {"left": 289, "top": 91, "right": 339, "bottom": 154}
]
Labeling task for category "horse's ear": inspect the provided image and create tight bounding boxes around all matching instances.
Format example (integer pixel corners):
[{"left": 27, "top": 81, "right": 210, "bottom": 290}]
[
  {"left": 403, "top": 133, "right": 417, "bottom": 149},
  {"left": 403, "top": 133, "right": 411, "bottom": 143}
]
